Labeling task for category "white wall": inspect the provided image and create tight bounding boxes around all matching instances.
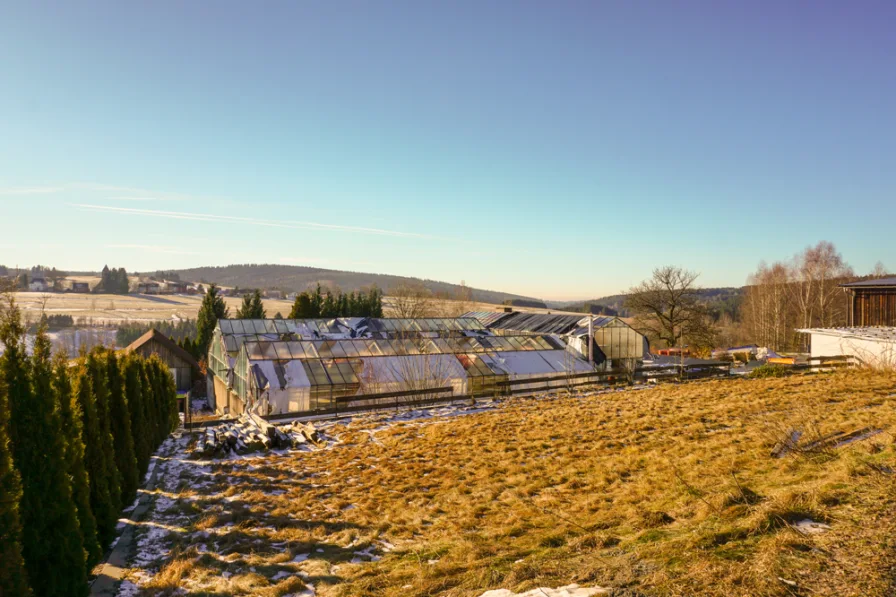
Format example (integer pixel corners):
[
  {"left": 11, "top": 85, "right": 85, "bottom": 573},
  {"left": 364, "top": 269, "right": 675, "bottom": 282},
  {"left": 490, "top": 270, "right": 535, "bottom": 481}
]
[{"left": 809, "top": 333, "right": 896, "bottom": 369}]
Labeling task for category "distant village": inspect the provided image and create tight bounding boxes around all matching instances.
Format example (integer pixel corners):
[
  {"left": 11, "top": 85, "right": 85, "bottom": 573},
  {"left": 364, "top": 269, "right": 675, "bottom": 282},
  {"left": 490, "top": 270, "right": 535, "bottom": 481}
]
[{"left": 0, "top": 265, "right": 289, "bottom": 299}]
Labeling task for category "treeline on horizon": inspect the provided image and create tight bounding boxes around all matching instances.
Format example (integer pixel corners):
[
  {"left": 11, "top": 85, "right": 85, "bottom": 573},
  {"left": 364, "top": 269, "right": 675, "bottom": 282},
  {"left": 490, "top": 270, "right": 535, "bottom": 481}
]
[{"left": 0, "top": 295, "right": 179, "bottom": 596}]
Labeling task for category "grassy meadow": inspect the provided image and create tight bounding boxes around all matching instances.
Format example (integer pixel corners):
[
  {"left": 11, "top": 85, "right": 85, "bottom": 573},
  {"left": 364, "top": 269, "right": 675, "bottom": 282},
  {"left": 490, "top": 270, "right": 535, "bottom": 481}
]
[{"left": 124, "top": 371, "right": 896, "bottom": 596}]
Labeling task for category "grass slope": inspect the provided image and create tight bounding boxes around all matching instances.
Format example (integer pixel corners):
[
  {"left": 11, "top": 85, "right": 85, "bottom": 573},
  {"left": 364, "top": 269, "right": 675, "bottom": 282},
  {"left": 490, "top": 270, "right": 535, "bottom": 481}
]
[{"left": 130, "top": 371, "right": 896, "bottom": 596}]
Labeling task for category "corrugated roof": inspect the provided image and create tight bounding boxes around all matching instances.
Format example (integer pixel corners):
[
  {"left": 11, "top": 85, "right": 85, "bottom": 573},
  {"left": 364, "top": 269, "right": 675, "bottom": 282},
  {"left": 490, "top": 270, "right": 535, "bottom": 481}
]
[
  {"left": 798, "top": 327, "right": 896, "bottom": 341},
  {"left": 841, "top": 277, "right": 896, "bottom": 288}
]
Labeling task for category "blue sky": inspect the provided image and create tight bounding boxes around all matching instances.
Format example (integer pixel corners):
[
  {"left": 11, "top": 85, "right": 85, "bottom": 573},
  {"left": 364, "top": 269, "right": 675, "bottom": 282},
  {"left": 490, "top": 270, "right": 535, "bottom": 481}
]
[{"left": 1, "top": 1, "right": 894, "bottom": 300}]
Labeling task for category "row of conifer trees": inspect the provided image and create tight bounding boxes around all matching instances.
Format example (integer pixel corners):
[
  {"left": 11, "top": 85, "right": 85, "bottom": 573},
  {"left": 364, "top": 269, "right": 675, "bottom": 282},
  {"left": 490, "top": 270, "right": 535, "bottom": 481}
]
[{"left": 0, "top": 296, "right": 179, "bottom": 597}]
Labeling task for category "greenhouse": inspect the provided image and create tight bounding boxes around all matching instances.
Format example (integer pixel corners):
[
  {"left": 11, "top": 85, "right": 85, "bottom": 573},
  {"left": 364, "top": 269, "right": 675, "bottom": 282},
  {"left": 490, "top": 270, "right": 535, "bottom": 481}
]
[
  {"left": 232, "top": 334, "right": 593, "bottom": 414},
  {"left": 206, "top": 317, "right": 596, "bottom": 415},
  {"left": 463, "top": 311, "right": 647, "bottom": 368}
]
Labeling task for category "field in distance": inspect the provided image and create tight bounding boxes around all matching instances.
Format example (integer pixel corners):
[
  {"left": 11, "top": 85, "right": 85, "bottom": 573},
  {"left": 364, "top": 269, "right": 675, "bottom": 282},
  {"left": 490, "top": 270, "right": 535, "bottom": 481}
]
[
  {"left": 11, "top": 291, "right": 584, "bottom": 325},
  {"left": 126, "top": 370, "right": 896, "bottom": 596}
]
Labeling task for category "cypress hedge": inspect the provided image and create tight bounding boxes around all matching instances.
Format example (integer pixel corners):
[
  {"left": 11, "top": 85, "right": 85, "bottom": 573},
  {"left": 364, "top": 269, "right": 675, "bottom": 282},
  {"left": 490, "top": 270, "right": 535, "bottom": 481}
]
[
  {"left": 75, "top": 357, "right": 120, "bottom": 551},
  {"left": 122, "top": 355, "right": 151, "bottom": 478},
  {"left": 1, "top": 293, "right": 181, "bottom": 595},
  {"left": 14, "top": 323, "right": 87, "bottom": 597},
  {"left": 53, "top": 354, "right": 102, "bottom": 569},
  {"left": 105, "top": 351, "right": 139, "bottom": 507},
  {"left": 0, "top": 301, "right": 31, "bottom": 596}
]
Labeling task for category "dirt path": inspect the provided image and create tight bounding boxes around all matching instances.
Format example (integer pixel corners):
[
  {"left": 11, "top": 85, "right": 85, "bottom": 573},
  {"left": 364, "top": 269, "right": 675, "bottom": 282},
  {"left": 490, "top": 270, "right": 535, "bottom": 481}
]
[{"left": 89, "top": 434, "right": 183, "bottom": 597}]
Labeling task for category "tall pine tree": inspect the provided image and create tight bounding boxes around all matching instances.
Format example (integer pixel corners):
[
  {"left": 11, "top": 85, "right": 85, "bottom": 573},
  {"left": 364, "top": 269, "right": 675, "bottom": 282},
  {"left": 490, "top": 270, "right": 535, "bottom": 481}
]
[
  {"left": 197, "top": 284, "right": 229, "bottom": 356},
  {"left": 235, "top": 289, "right": 266, "bottom": 319},
  {"left": 0, "top": 298, "right": 31, "bottom": 596},
  {"left": 53, "top": 354, "right": 102, "bottom": 569},
  {"left": 11, "top": 320, "right": 88, "bottom": 597},
  {"left": 104, "top": 351, "right": 139, "bottom": 508}
]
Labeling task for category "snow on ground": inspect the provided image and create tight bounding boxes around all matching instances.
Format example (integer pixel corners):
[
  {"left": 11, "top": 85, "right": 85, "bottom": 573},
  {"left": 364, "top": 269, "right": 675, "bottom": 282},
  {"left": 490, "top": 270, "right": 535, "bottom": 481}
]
[
  {"left": 479, "top": 585, "right": 609, "bottom": 597},
  {"left": 115, "top": 387, "right": 634, "bottom": 595}
]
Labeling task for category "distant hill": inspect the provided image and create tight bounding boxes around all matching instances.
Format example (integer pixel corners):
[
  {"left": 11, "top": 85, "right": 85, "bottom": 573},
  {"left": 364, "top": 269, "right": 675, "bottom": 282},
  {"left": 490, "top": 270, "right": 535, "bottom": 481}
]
[
  {"left": 162, "top": 264, "right": 540, "bottom": 305},
  {"left": 554, "top": 287, "right": 745, "bottom": 319}
]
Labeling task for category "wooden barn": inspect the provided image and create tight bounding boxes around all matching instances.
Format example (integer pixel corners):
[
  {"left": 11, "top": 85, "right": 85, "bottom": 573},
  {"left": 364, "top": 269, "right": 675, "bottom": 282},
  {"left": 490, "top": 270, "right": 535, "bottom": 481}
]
[
  {"left": 124, "top": 329, "right": 200, "bottom": 393},
  {"left": 843, "top": 277, "right": 896, "bottom": 327}
]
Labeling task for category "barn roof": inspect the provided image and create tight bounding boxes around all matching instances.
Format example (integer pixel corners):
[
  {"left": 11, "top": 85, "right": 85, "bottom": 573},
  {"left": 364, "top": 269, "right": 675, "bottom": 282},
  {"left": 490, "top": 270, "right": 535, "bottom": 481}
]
[
  {"left": 841, "top": 277, "right": 896, "bottom": 288},
  {"left": 124, "top": 329, "right": 200, "bottom": 369}
]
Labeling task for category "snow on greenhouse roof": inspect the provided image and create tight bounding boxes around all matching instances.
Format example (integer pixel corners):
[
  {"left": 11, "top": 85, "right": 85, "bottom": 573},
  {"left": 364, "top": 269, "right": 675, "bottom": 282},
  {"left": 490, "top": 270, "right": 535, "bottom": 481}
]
[
  {"left": 240, "top": 334, "right": 567, "bottom": 362},
  {"left": 218, "top": 317, "right": 484, "bottom": 337},
  {"left": 462, "top": 312, "right": 621, "bottom": 335}
]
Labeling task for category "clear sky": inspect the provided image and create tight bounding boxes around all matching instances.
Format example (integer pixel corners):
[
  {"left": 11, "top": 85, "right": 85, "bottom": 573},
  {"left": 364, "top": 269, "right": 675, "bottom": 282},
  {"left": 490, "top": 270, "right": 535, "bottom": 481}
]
[{"left": 1, "top": 1, "right": 894, "bottom": 300}]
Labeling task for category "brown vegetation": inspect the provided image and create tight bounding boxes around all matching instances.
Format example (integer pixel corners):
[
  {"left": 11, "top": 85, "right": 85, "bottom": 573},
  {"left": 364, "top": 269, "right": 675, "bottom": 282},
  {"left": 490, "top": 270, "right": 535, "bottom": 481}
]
[{"left": 126, "top": 370, "right": 896, "bottom": 596}]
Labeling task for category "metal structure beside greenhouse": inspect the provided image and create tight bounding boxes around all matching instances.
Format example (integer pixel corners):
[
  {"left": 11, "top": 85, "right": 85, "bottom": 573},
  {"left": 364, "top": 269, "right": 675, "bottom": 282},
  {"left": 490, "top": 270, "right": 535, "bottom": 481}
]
[{"left": 206, "top": 317, "right": 599, "bottom": 415}]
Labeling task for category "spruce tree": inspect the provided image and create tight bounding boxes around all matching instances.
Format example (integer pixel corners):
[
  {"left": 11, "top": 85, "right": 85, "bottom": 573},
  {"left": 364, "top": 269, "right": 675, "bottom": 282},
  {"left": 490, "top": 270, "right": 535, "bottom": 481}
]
[
  {"left": 122, "top": 356, "right": 150, "bottom": 478},
  {"left": 197, "top": 284, "right": 229, "bottom": 356},
  {"left": 289, "top": 292, "right": 313, "bottom": 319},
  {"left": 78, "top": 355, "right": 121, "bottom": 549},
  {"left": 249, "top": 290, "right": 266, "bottom": 319},
  {"left": 10, "top": 320, "right": 88, "bottom": 597},
  {"left": 105, "top": 351, "right": 139, "bottom": 508},
  {"left": 53, "top": 354, "right": 102, "bottom": 569},
  {"left": 0, "top": 301, "right": 31, "bottom": 596},
  {"left": 311, "top": 284, "right": 323, "bottom": 317},
  {"left": 236, "top": 293, "right": 254, "bottom": 319}
]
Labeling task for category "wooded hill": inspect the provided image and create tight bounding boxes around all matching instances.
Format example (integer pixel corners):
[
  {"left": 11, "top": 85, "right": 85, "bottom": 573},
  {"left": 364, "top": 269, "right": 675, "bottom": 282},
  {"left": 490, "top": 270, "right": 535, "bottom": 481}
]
[
  {"left": 552, "top": 287, "right": 745, "bottom": 319},
  {"left": 160, "top": 264, "right": 541, "bottom": 305}
]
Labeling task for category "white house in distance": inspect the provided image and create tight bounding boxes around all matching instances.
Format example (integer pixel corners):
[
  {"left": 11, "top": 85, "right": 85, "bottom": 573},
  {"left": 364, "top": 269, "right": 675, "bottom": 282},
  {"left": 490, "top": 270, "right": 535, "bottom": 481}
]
[{"left": 798, "top": 327, "right": 896, "bottom": 369}]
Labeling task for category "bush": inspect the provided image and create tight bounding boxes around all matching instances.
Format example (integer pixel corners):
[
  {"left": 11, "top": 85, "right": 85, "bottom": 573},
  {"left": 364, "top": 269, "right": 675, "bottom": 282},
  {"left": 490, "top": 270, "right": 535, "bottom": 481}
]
[{"left": 748, "top": 364, "right": 790, "bottom": 379}]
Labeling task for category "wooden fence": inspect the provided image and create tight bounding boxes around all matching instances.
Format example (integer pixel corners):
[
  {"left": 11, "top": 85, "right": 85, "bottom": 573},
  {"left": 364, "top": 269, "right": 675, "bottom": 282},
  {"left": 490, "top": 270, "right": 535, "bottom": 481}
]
[{"left": 183, "top": 355, "right": 862, "bottom": 430}]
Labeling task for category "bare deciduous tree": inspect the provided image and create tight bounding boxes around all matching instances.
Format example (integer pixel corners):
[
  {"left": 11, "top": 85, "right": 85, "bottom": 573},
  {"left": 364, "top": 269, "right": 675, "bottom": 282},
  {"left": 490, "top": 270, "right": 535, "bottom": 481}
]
[
  {"left": 625, "top": 266, "right": 717, "bottom": 352},
  {"left": 390, "top": 281, "right": 437, "bottom": 319},
  {"left": 870, "top": 261, "right": 889, "bottom": 279},
  {"left": 743, "top": 241, "right": 854, "bottom": 351},
  {"left": 743, "top": 261, "right": 790, "bottom": 351}
]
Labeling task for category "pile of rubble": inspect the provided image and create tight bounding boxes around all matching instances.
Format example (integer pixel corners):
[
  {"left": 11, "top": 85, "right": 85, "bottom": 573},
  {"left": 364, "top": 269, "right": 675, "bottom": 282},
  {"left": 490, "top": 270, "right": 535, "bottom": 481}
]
[{"left": 196, "top": 413, "right": 328, "bottom": 457}]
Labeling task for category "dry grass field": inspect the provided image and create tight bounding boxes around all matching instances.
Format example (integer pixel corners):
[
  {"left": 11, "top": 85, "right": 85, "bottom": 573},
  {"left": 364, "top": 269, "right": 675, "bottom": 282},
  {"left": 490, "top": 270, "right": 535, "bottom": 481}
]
[
  {"left": 13, "top": 292, "right": 299, "bottom": 324},
  {"left": 12, "top": 291, "right": 528, "bottom": 324},
  {"left": 122, "top": 371, "right": 896, "bottom": 597}
]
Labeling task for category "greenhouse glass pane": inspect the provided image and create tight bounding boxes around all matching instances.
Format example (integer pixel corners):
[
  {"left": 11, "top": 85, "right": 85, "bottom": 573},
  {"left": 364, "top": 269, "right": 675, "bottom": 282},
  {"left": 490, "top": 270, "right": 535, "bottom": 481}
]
[{"left": 261, "top": 343, "right": 278, "bottom": 359}]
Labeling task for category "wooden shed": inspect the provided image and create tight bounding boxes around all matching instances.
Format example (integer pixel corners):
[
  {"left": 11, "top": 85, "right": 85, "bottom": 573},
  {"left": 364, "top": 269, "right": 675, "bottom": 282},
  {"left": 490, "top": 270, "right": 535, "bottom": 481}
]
[
  {"left": 842, "top": 277, "right": 896, "bottom": 327},
  {"left": 124, "top": 329, "right": 200, "bottom": 393}
]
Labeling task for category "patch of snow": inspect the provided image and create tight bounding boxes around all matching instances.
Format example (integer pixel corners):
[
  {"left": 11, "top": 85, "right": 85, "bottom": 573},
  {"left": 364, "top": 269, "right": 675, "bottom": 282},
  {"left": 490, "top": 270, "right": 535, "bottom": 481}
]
[
  {"left": 351, "top": 546, "right": 382, "bottom": 563},
  {"left": 291, "top": 553, "right": 310, "bottom": 563},
  {"left": 792, "top": 519, "right": 832, "bottom": 535},
  {"left": 479, "top": 585, "right": 609, "bottom": 597},
  {"left": 116, "top": 580, "right": 140, "bottom": 596}
]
